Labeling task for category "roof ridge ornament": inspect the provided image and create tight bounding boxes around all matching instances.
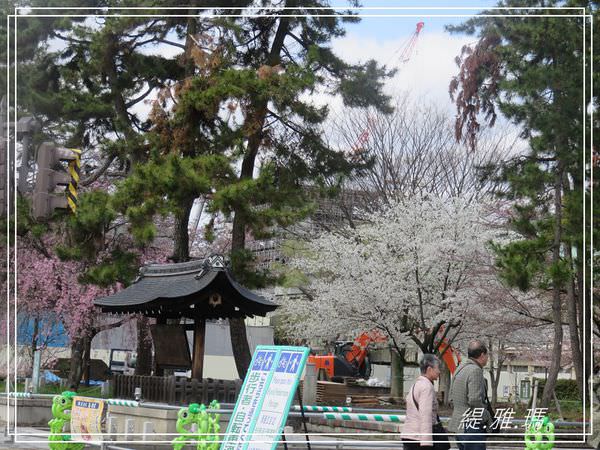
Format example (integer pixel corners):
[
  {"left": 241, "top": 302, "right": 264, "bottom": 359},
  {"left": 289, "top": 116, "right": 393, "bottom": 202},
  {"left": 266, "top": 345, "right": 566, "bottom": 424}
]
[
  {"left": 205, "top": 254, "right": 227, "bottom": 270},
  {"left": 194, "top": 254, "right": 227, "bottom": 279}
]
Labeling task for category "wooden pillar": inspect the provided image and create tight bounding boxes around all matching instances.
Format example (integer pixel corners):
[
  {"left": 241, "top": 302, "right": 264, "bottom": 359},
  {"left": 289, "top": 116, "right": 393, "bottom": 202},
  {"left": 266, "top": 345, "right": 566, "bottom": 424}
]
[
  {"left": 154, "top": 317, "right": 167, "bottom": 376},
  {"left": 192, "top": 317, "right": 206, "bottom": 380}
]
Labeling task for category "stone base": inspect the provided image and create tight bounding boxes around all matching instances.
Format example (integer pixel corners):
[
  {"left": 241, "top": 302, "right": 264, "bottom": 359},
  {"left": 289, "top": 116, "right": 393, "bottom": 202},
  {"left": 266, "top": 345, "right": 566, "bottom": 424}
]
[
  {"left": 307, "top": 417, "right": 403, "bottom": 441},
  {"left": 0, "top": 396, "right": 53, "bottom": 427}
]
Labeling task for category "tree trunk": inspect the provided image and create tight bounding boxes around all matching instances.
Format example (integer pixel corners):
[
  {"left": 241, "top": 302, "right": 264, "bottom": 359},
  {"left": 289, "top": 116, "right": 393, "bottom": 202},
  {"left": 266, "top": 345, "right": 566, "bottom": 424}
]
[
  {"left": 167, "top": 13, "right": 199, "bottom": 264},
  {"left": 82, "top": 336, "right": 91, "bottom": 387},
  {"left": 565, "top": 245, "right": 583, "bottom": 396},
  {"left": 103, "top": 32, "right": 138, "bottom": 147},
  {"left": 68, "top": 319, "right": 133, "bottom": 389},
  {"left": 68, "top": 337, "right": 85, "bottom": 390},
  {"left": 172, "top": 199, "right": 194, "bottom": 263},
  {"left": 228, "top": 135, "right": 265, "bottom": 380},
  {"left": 541, "top": 166, "right": 564, "bottom": 407},
  {"left": 494, "top": 351, "right": 505, "bottom": 406},
  {"left": 229, "top": 317, "right": 252, "bottom": 380},
  {"left": 487, "top": 339, "right": 503, "bottom": 406},
  {"left": 135, "top": 317, "right": 153, "bottom": 376},
  {"left": 227, "top": 10, "right": 292, "bottom": 381},
  {"left": 30, "top": 317, "right": 39, "bottom": 376},
  {"left": 230, "top": 199, "right": 252, "bottom": 380},
  {"left": 576, "top": 243, "right": 591, "bottom": 400},
  {"left": 390, "top": 348, "right": 405, "bottom": 399},
  {"left": 439, "top": 358, "right": 451, "bottom": 406}
]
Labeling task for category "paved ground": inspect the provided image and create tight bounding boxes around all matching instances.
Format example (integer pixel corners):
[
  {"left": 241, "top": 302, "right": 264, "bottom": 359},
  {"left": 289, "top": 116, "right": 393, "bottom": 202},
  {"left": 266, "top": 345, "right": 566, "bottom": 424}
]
[
  {"left": 0, "top": 428, "right": 588, "bottom": 449},
  {"left": 0, "top": 427, "right": 50, "bottom": 449}
]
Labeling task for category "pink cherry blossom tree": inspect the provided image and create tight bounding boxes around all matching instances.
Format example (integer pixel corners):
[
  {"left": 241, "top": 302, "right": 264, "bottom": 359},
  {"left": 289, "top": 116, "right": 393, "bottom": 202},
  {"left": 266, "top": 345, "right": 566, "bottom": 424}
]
[{"left": 13, "top": 225, "right": 170, "bottom": 387}]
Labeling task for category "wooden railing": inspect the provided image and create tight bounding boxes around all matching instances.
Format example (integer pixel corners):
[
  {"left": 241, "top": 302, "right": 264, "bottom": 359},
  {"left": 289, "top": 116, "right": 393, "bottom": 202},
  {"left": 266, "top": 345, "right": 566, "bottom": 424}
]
[{"left": 113, "top": 375, "right": 242, "bottom": 405}]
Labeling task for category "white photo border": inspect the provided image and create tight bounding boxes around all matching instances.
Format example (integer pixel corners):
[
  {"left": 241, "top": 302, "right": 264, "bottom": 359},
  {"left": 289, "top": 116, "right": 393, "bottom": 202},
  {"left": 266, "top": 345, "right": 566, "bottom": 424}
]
[{"left": 5, "top": 4, "right": 594, "bottom": 446}]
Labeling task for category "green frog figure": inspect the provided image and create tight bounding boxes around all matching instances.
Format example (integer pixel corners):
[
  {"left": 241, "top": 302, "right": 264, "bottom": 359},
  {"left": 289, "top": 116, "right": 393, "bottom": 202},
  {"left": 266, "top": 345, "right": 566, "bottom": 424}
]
[
  {"left": 48, "top": 391, "right": 85, "bottom": 450},
  {"left": 173, "top": 401, "right": 221, "bottom": 450}
]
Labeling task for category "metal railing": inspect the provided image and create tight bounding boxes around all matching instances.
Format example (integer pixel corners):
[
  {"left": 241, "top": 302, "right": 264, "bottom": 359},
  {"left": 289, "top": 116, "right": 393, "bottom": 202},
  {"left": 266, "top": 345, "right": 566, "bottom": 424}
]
[
  {"left": 3, "top": 392, "right": 586, "bottom": 427},
  {"left": 2, "top": 391, "right": 586, "bottom": 450}
]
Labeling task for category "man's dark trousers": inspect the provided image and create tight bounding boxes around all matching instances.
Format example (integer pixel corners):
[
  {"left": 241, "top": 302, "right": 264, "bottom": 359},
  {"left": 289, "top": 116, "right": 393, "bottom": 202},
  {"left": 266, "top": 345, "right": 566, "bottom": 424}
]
[{"left": 456, "top": 425, "right": 487, "bottom": 450}]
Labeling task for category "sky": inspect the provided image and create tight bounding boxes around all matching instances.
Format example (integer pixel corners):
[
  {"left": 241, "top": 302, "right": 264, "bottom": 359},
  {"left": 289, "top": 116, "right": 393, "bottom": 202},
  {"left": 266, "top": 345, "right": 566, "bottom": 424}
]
[
  {"left": 326, "top": 3, "right": 498, "bottom": 112},
  {"left": 126, "top": 4, "right": 503, "bottom": 121},
  {"left": 332, "top": 22, "right": 471, "bottom": 110},
  {"left": 329, "top": 1, "right": 498, "bottom": 37}
]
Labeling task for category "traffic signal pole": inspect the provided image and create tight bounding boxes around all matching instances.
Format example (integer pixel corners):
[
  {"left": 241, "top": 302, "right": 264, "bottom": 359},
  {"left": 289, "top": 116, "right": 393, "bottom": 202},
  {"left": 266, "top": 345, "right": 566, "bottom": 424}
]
[{"left": 16, "top": 116, "right": 40, "bottom": 194}]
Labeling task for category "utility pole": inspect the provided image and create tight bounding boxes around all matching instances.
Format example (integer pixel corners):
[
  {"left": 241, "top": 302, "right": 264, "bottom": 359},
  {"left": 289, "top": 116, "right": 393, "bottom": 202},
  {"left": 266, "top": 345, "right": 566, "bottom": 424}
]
[
  {"left": 0, "top": 97, "right": 39, "bottom": 215},
  {"left": 16, "top": 116, "right": 40, "bottom": 194},
  {"left": 0, "top": 96, "right": 6, "bottom": 217}
]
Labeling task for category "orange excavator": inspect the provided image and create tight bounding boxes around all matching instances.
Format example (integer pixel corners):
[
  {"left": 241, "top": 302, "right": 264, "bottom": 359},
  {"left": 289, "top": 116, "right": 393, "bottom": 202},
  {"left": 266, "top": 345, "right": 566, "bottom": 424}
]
[
  {"left": 308, "top": 329, "right": 461, "bottom": 380},
  {"left": 308, "top": 330, "right": 388, "bottom": 380}
]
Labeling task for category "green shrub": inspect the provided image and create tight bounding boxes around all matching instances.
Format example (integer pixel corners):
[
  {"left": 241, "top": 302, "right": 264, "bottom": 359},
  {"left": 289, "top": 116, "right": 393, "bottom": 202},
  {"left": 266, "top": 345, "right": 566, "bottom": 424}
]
[{"left": 534, "top": 378, "right": 580, "bottom": 401}]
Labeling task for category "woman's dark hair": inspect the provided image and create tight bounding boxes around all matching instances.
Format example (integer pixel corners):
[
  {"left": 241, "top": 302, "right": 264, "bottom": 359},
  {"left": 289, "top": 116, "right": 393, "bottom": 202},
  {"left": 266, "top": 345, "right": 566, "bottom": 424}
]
[{"left": 419, "top": 353, "right": 440, "bottom": 375}]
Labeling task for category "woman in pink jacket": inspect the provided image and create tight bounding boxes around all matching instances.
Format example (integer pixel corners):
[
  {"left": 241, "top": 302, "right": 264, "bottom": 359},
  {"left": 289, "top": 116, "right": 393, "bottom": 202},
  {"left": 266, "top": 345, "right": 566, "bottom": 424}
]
[{"left": 401, "top": 354, "right": 441, "bottom": 449}]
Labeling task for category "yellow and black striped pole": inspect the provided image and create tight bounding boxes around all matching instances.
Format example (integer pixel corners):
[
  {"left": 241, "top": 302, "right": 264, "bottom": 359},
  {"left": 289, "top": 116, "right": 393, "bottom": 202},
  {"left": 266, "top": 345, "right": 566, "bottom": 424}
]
[{"left": 67, "top": 148, "right": 81, "bottom": 213}]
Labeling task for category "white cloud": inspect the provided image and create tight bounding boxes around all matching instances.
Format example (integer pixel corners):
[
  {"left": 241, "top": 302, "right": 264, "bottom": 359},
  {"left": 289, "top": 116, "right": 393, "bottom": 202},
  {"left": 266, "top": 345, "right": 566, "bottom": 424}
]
[
  {"left": 323, "top": 30, "right": 528, "bottom": 155},
  {"left": 331, "top": 30, "right": 473, "bottom": 110}
]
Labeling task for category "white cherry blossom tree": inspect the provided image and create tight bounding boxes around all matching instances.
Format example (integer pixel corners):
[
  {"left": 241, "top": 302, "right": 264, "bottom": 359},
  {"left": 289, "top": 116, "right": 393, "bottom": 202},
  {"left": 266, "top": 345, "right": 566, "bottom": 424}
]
[{"left": 279, "top": 196, "right": 496, "bottom": 368}]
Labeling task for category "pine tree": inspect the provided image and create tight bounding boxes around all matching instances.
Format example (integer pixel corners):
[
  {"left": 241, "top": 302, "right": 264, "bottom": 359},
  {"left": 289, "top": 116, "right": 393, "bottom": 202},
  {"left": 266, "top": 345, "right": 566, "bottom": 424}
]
[
  {"left": 448, "top": 1, "right": 598, "bottom": 405},
  {"left": 9, "top": 2, "right": 193, "bottom": 379},
  {"left": 213, "top": 2, "right": 393, "bottom": 379},
  {"left": 12, "top": 3, "right": 393, "bottom": 380},
  {"left": 112, "top": 3, "right": 394, "bottom": 378}
]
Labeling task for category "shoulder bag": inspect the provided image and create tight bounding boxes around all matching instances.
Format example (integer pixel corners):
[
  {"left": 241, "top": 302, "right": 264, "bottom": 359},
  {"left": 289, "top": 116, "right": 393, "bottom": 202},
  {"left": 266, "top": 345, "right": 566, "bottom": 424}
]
[
  {"left": 484, "top": 385, "right": 500, "bottom": 433},
  {"left": 411, "top": 383, "right": 451, "bottom": 450}
]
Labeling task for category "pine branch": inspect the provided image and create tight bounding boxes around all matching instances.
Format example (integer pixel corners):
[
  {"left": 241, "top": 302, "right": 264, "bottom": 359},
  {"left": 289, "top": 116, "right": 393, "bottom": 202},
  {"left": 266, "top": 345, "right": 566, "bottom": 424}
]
[
  {"left": 287, "top": 32, "right": 309, "bottom": 51},
  {"left": 266, "top": 109, "right": 304, "bottom": 136},
  {"left": 157, "top": 38, "right": 186, "bottom": 50},
  {"left": 51, "top": 31, "right": 91, "bottom": 45},
  {"left": 81, "top": 155, "right": 117, "bottom": 187},
  {"left": 125, "top": 85, "right": 155, "bottom": 108}
]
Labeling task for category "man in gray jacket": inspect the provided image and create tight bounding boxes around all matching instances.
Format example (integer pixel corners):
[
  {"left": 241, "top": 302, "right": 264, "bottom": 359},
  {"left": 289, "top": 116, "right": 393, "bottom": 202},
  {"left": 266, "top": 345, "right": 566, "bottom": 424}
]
[{"left": 449, "top": 340, "right": 492, "bottom": 450}]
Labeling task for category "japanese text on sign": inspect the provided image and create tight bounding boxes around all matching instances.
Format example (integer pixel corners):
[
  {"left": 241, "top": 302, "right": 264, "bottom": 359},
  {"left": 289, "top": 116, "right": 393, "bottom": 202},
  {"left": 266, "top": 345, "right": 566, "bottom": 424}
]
[{"left": 220, "top": 346, "right": 309, "bottom": 450}]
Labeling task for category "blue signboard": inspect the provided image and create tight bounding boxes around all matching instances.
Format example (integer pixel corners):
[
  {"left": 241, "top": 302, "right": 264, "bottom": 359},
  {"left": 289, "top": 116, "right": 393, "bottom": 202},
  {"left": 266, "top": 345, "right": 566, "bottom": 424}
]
[{"left": 220, "top": 345, "right": 309, "bottom": 450}]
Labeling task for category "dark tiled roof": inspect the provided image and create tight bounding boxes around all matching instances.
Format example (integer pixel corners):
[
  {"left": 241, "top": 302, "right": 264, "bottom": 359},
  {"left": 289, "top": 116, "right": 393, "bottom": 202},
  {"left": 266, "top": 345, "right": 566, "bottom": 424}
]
[{"left": 94, "top": 256, "right": 278, "bottom": 318}]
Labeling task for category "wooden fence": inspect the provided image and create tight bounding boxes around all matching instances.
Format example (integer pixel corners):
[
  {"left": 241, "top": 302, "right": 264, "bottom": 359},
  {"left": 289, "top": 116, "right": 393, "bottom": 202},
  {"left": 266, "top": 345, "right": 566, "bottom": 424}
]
[{"left": 113, "top": 375, "right": 242, "bottom": 405}]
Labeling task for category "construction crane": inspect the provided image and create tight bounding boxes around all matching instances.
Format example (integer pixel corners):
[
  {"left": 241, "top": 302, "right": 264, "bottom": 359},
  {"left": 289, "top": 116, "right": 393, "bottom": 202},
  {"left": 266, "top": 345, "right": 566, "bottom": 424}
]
[
  {"left": 349, "top": 21, "right": 424, "bottom": 157},
  {"left": 394, "top": 21, "right": 425, "bottom": 64}
]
